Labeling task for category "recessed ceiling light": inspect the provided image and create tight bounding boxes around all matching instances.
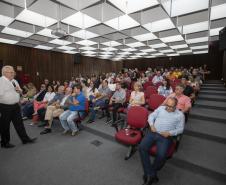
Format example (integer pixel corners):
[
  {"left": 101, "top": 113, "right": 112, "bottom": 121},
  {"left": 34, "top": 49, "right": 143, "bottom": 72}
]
[
  {"left": 0, "top": 38, "right": 18, "bottom": 44},
  {"left": 2, "top": 27, "right": 33, "bottom": 38}
]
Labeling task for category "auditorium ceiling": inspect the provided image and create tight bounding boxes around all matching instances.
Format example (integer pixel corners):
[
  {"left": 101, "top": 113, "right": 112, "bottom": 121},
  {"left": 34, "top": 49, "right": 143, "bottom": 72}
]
[{"left": 0, "top": 0, "right": 226, "bottom": 60}]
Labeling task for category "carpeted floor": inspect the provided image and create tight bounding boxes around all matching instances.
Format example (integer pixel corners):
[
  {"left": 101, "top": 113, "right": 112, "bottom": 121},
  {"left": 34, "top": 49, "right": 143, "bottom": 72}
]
[{"left": 0, "top": 80, "right": 226, "bottom": 185}]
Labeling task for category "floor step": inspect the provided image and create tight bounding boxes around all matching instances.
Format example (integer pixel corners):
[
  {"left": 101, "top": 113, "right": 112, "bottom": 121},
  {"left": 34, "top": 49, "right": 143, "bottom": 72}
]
[
  {"left": 199, "top": 91, "right": 226, "bottom": 96},
  {"left": 189, "top": 107, "right": 226, "bottom": 123}
]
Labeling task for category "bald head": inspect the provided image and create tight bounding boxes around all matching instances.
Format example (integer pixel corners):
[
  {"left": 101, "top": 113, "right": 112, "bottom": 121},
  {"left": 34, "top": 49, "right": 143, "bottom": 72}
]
[{"left": 165, "top": 97, "right": 178, "bottom": 112}]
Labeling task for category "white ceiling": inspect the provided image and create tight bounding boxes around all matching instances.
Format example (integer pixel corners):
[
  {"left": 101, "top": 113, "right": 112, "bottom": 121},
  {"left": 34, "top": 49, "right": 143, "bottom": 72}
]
[{"left": 0, "top": 0, "right": 226, "bottom": 61}]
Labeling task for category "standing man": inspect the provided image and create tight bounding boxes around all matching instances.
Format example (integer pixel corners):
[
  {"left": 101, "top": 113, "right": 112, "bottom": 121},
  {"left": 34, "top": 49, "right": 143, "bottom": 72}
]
[{"left": 0, "top": 65, "right": 36, "bottom": 148}]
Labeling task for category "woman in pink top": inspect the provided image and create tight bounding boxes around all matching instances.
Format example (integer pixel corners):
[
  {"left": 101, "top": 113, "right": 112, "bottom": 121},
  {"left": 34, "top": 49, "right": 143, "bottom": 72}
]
[{"left": 163, "top": 84, "right": 191, "bottom": 113}]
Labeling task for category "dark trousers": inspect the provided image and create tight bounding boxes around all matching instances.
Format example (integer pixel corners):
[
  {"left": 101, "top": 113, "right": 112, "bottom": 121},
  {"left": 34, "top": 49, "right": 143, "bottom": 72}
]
[
  {"left": 22, "top": 102, "right": 34, "bottom": 118},
  {"left": 139, "top": 131, "right": 172, "bottom": 177},
  {"left": 106, "top": 103, "right": 123, "bottom": 122},
  {"left": 0, "top": 103, "right": 30, "bottom": 144},
  {"left": 37, "top": 107, "right": 46, "bottom": 122}
]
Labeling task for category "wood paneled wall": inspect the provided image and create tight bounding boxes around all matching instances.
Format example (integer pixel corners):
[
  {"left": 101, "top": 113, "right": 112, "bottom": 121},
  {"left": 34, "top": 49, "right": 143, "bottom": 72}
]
[
  {"left": 124, "top": 41, "right": 223, "bottom": 80},
  {"left": 222, "top": 50, "right": 226, "bottom": 82},
  {"left": 0, "top": 43, "right": 123, "bottom": 86}
]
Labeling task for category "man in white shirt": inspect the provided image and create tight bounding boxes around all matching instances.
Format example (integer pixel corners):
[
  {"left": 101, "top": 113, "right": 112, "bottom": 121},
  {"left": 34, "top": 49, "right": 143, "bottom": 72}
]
[
  {"left": 0, "top": 65, "right": 36, "bottom": 148},
  {"left": 152, "top": 71, "right": 163, "bottom": 85}
]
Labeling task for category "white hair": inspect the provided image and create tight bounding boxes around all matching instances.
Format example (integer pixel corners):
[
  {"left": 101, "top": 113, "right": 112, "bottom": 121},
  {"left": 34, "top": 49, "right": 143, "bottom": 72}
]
[{"left": 2, "top": 65, "right": 14, "bottom": 75}]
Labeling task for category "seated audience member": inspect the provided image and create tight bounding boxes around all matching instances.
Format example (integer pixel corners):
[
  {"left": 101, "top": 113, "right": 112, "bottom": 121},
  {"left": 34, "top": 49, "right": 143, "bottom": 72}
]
[
  {"left": 129, "top": 82, "right": 145, "bottom": 107},
  {"left": 163, "top": 84, "right": 191, "bottom": 114},
  {"left": 157, "top": 78, "right": 173, "bottom": 97},
  {"left": 123, "top": 72, "right": 132, "bottom": 85},
  {"left": 87, "top": 80, "right": 111, "bottom": 123},
  {"left": 106, "top": 82, "right": 126, "bottom": 124},
  {"left": 138, "top": 73, "right": 149, "bottom": 84},
  {"left": 181, "top": 77, "right": 195, "bottom": 103},
  {"left": 59, "top": 84, "right": 86, "bottom": 136},
  {"left": 44, "top": 78, "right": 49, "bottom": 87},
  {"left": 152, "top": 71, "right": 163, "bottom": 85},
  {"left": 188, "top": 76, "right": 200, "bottom": 94},
  {"left": 108, "top": 78, "right": 116, "bottom": 92},
  {"left": 87, "top": 81, "right": 99, "bottom": 101},
  {"left": 33, "top": 85, "right": 55, "bottom": 115},
  {"left": 139, "top": 97, "right": 184, "bottom": 185},
  {"left": 40, "top": 86, "right": 71, "bottom": 134},
  {"left": 21, "top": 84, "right": 46, "bottom": 119},
  {"left": 22, "top": 82, "right": 37, "bottom": 99},
  {"left": 81, "top": 80, "right": 88, "bottom": 99}
]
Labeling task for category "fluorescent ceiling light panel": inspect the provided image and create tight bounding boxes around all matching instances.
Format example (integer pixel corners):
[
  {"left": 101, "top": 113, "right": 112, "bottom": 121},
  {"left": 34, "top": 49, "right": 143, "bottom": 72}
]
[
  {"left": 35, "top": 45, "right": 53, "bottom": 50},
  {"left": 167, "top": 53, "right": 179, "bottom": 56},
  {"left": 133, "top": 33, "right": 157, "bottom": 41},
  {"left": 82, "top": 51, "right": 96, "bottom": 54},
  {"left": 160, "top": 35, "right": 184, "bottom": 43},
  {"left": 118, "top": 51, "right": 132, "bottom": 55},
  {"left": 49, "top": 39, "right": 71, "bottom": 45},
  {"left": 0, "top": 38, "right": 18, "bottom": 44},
  {"left": 0, "top": 15, "right": 14, "bottom": 26},
  {"left": 144, "top": 55, "right": 156, "bottom": 58},
  {"left": 126, "top": 42, "right": 145, "bottom": 47},
  {"left": 140, "top": 48, "right": 156, "bottom": 52},
  {"left": 58, "top": 46, "right": 75, "bottom": 50},
  {"left": 76, "top": 39, "right": 97, "bottom": 46},
  {"left": 193, "top": 50, "right": 208, "bottom": 54},
  {"left": 102, "top": 41, "right": 122, "bottom": 47},
  {"left": 171, "top": 0, "right": 209, "bottom": 17},
  {"left": 143, "top": 18, "right": 175, "bottom": 33},
  {"left": 16, "top": 9, "right": 57, "bottom": 27},
  {"left": 2, "top": 27, "right": 33, "bottom": 38},
  {"left": 186, "top": 37, "right": 208, "bottom": 44},
  {"left": 161, "top": 49, "right": 174, "bottom": 53},
  {"left": 180, "top": 21, "right": 209, "bottom": 34},
  {"left": 170, "top": 44, "right": 188, "bottom": 49},
  {"left": 101, "top": 47, "right": 118, "bottom": 51},
  {"left": 177, "top": 49, "right": 192, "bottom": 54},
  {"left": 149, "top": 43, "right": 167, "bottom": 48},
  {"left": 37, "top": 28, "right": 58, "bottom": 38},
  {"left": 80, "top": 46, "right": 96, "bottom": 50},
  {"left": 104, "top": 15, "right": 139, "bottom": 31},
  {"left": 211, "top": 3, "right": 226, "bottom": 20},
  {"left": 108, "top": 0, "right": 159, "bottom": 14},
  {"left": 190, "top": 45, "right": 208, "bottom": 50},
  {"left": 121, "top": 48, "right": 137, "bottom": 52},
  {"left": 63, "top": 50, "right": 78, "bottom": 54},
  {"left": 152, "top": 53, "right": 164, "bottom": 56},
  {"left": 71, "top": 30, "right": 98, "bottom": 39},
  {"left": 135, "top": 52, "right": 147, "bottom": 56},
  {"left": 210, "top": 27, "right": 224, "bottom": 36},
  {"left": 62, "top": 12, "right": 100, "bottom": 29}
]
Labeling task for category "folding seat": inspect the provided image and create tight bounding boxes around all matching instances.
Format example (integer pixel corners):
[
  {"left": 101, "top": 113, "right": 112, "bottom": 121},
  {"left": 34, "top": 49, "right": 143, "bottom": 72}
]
[
  {"left": 74, "top": 99, "right": 89, "bottom": 130},
  {"left": 143, "top": 81, "right": 153, "bottom": 90},
  {"left": 115, "top": 106, "right": 149, "bottom": 160},
  {"left": 145, "top": 86, "right": 158, "bottom": 103},
  {"left": 148, "top": 94, "right": 166, "bottom": 111}
]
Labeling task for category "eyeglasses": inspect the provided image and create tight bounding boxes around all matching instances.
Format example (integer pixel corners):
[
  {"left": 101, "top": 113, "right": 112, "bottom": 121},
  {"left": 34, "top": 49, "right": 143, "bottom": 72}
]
[{"left": 166, "top": 104, "right": 175, "bottom": 109}]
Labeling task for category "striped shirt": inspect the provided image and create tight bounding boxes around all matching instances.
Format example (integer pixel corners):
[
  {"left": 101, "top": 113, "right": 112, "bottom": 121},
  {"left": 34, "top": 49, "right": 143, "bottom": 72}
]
[{"left": 148, "top": 106, "right": 185, "bottom": 136}]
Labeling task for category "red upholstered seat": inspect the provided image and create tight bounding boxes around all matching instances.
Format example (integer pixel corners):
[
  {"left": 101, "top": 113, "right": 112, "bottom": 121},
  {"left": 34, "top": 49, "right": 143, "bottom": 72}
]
[
  {"left": 115, "top": 130, "right": 142, "bottom": 145},
  {"left": 149, "top": 141, "right": 177, "bottom": 159},
  {"left": 148, "top": 94, "right": 166, "bottom": 111},
  {"left": 145, "top": 86, "right": 158, "bottom": 102},
  {"left": 143, "top": 81, "right": 153, "bottom": 90},
  {"left": 115, "top": 106, "right": 149, "bottom": 160}
]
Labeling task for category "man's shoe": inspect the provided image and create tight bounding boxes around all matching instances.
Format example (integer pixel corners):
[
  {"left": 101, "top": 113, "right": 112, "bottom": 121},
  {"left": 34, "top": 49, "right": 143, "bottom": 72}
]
[
  {"left": 105, "top": 118, "right": 113, "bottom": 125},
  {"left": 22, "top": 137, "right": 37, "bottom": 144},
  {"left": 87, "top": 120, "right": 95, "bottom": 124},
  {"left": 40, "top": 128, "right": 51, "bottom": 135},
  {"left": 98, "top": 115, "right": 105, "bottom": 119},
  {"left": 1, "top": 143, "right": 15, "bottom": 148},
  {"left": 71, "top": 130, "right": 79, "bottom": 136},
  {"left": 62, "top": 130, "right": 69, "bottom": 135},
  {"left": 142, "top": 175, "right": 158, "bottom": 185}
]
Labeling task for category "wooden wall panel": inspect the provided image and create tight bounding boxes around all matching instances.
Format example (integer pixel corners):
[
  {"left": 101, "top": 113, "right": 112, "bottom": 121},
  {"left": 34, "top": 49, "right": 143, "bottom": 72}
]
[{"left": 0, "top": 43, "right": 123, "bottom": 86}]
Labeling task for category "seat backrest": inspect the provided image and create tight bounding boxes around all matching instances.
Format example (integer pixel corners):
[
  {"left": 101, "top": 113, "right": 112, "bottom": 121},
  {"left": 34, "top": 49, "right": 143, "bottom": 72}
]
[
  {"left": 145, "top": 86, "right": 158, "bottom": 99},
  {"left": 148, "top": 94, "right": 166, "bottom": 110},
  {"left": 127, "top": 106, "right": 149, "bottom": 128},
  {"left": 155, "top": 82, "right": 163, "bottom": 88},
  {"left": 143, "top": 81, "right": 153, "bottom": 90}
]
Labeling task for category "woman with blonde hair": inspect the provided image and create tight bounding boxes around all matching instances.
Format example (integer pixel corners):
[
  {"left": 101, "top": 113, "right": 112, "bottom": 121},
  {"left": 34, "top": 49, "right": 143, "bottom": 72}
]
[{"left": 129, "top": 82, "right": 145, "bottom": 107}]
